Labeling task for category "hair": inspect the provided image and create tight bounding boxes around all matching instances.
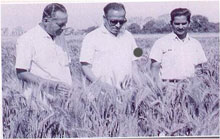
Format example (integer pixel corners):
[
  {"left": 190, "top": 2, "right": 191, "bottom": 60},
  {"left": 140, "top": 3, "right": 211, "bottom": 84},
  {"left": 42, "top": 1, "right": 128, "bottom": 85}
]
[
  {"left": 42, "top": 3, "right": 67, "bottom": 20},
  {"left": 170, "top": 8, "right": 191, "bottom": 23},
  {"left": 103, "top": 2, "right": 126, "bottom": 16}
]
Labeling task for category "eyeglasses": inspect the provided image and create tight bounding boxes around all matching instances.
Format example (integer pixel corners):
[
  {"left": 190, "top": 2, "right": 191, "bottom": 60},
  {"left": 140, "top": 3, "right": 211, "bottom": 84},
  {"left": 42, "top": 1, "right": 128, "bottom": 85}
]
[
  {"left": 108, "top": 19, "right": 127, "bottom": 26},
  {"left": 43, "top": 11, "right": 67, "bottom": 28},
  {"left": 45, "top": 17, "right": 67, "bottom": 28},
  {"left": 55, "top": 22, "right": 66, "bottom": 28},
  {"left": 173, "top": 22, "right": 188, "bottom": 26}
]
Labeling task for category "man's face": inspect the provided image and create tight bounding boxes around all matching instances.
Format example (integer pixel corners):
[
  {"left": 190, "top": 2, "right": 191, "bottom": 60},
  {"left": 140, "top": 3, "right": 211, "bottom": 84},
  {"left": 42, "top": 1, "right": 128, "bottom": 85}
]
[
  {"left": 171, "top": 15, "right": 190, "bottom": 39},
  {"left": 104, "top": 9, "right": 127, "bottom": 36},
  {"left": 45, "top": 11, "right": 68, "bottom": 37}
]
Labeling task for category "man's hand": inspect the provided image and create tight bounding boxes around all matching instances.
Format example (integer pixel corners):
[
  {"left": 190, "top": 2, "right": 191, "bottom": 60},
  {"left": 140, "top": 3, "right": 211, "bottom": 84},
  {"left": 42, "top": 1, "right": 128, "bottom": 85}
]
[
  {"left": 16, "top": 70, "right": 72, "bottom": 99},
  {"left": 87, "top": 81, "right": 113, "bottom": 101},
  {"left": 41, "top": 80, "right": 71, "bottom": 98},
  {"left": 98, "top": 81, "right": 114, "bottom": 92},
  {"left": 54, "top": 82, "right": 71, "bottom": 92},
  {"left": 195, "top": 64, "right": 204, "bottom": 76}
]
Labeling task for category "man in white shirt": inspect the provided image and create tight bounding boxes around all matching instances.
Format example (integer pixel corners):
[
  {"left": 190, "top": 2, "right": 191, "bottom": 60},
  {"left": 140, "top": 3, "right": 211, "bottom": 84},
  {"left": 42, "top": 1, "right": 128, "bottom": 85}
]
[
  {"left": 80, "top": 3, "right": 140, "bottom": 90},
  {"left": 16, "top": 3, "right": 72, "bottom": 99},
  {"left": 149, "top": 8, "right": 207, "bottom": 86}
]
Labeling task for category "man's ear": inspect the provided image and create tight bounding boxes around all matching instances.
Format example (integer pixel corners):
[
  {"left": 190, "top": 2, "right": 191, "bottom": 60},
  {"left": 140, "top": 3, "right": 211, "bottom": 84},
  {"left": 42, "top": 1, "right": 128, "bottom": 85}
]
[
  {"left": 103, "top": 15, "right": 107, "bottom": 25},
  {"left": 43, "top": 17, "right": 50, "bottom": 23},
  {"left": 169, "top": 21, "right": 172, "bottom": 28},
  {"left": 103, "top": 15, "right": 106, "bottom": 21},
  {"left": 44, "top": 18, "right": 48, "bottom": 22},
  {"left": 188, "top": 20, "right": 191, "bottom": 26}
]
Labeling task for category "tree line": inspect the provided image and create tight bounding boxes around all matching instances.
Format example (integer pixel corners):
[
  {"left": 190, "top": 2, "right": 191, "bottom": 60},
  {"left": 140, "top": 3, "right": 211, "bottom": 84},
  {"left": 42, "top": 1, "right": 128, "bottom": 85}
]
[
  {"left": 1, "top": 15, "right": 219, "bottom": 37},
  {"left": 127, "top": 15, "right": 219, "bottom": 34}
]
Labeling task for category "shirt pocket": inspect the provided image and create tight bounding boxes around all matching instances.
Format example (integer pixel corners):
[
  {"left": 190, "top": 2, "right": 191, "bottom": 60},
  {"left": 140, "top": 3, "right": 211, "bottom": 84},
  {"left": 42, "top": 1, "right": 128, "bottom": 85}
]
[{"left": 162, "top": 48, "right": 175, "bottom": 64}]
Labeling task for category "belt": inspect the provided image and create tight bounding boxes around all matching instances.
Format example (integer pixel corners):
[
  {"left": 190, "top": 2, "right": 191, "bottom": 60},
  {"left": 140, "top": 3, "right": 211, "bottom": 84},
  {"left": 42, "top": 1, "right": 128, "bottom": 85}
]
[{"left": 162, "top": 79, "right": 181, "bottom": 83}]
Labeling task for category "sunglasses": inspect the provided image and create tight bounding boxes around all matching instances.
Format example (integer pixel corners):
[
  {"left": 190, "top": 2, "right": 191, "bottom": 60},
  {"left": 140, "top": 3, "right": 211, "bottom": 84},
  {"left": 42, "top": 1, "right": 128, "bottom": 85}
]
[
  {"left": 173, "top": 21, "right": 188, "bottom": 25},
  {"left": 45, "top": 17, "right": 67, "bottom": 28},
  {"left": 55, "top": 22, "right": 66, "bottom": 28},
  {"left": 108, "top": 19, "right": 127, "bottom": 26}
]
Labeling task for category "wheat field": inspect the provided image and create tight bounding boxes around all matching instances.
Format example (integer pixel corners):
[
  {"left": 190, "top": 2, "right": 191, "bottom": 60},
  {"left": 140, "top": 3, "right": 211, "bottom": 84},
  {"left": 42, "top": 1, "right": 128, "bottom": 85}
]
[{"left": 1, "top": 33, "right": 219, "bottom": 138}]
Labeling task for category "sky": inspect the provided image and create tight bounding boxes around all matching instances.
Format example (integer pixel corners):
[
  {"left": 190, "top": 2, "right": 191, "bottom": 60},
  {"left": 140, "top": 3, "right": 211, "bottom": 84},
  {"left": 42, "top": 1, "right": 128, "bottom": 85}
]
[{"left": 1, "top": 0, "right": 219, "bottom": 30}]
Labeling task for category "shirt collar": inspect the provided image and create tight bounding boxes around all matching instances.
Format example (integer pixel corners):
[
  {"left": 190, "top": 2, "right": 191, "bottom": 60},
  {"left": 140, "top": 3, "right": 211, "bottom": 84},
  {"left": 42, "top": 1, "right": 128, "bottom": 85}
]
[
  {"left": 36, "top": 24, "right": 53, "bottom": 40},
  {"left": 171, "top": 32, "right": 191, "bottom": 42}
]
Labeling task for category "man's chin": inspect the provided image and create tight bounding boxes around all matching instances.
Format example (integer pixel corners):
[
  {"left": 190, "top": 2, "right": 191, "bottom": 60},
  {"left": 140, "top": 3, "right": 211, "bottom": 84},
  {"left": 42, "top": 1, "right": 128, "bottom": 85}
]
[
  {"left": 56, "top": 30, "right": 64, "bottom": 36},
  {"left": 111, "top": 30, "right": 120, "bottom": 35},
  {"left": 56, "top": 33, "right": 63, "bottom": 36},
  {"left": 176, "top": 32, "right": 186, "bottom": 36},
  {"left": 176, "top": 30, "right": 186, "bottom": 35}
]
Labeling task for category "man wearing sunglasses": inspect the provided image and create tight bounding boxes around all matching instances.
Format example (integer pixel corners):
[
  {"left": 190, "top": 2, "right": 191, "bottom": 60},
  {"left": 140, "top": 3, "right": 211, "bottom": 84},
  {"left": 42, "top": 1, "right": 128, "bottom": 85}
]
[
  {"left": 80, "top": 3, "right": 140, "bottom": 91},
  {"left": 15, "top": 3, "right": 72, "bottom": 102}
]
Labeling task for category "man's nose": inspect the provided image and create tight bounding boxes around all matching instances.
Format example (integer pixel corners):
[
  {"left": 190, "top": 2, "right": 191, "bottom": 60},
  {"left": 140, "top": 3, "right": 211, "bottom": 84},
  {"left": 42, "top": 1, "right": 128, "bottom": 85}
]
[
  {"left": 179, "top": 24, "right": 183, "bottom": 29},
  {"left": 115, "top": 22, "right": 121, "bottom": 28},
  {"left": 61, "top": 25, "right": 66, "bottom": 30}
]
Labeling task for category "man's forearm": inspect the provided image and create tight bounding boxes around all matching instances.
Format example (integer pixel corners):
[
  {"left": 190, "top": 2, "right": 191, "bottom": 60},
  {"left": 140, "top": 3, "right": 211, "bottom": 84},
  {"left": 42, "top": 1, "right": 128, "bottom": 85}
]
[
  {"left": 150, "top": 60, "right": 161, "bottom": 82},
  {"left": 17, "top": 70, "right": 71, "bottom": 97},
  {"left": 81, "top": 63, "right": 115, "bottom": 92},
  {"left": 151, "top": 67, "right": 160, "bottom": 82},
  {"left": 17, "top": 71, "right": 48, "bottom": 86},
  {"left": 132, "top": 60, "right": 142, "bottom": 85},
  {"left": 81, "top": 64, "right": 98, "bottom": 83}
]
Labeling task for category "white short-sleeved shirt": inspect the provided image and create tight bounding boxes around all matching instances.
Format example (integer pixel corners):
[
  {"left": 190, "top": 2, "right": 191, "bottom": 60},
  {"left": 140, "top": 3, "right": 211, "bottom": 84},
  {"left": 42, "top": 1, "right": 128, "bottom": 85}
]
[
  {"left": 80, "top": 25, "right": 138, "bottom": 88},
  {"left": 15, "top": 24, "right": 72, "bottom": 86},
  {"left": 149, "top": 33, "right": 207, "bottom": 80}
]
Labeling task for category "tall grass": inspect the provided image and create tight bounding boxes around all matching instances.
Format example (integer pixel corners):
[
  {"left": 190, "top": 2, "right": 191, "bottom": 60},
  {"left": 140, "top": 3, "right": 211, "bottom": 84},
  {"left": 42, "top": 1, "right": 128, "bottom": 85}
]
[{"left": 1, "top": 33, "right": 219, "bottom": 138}]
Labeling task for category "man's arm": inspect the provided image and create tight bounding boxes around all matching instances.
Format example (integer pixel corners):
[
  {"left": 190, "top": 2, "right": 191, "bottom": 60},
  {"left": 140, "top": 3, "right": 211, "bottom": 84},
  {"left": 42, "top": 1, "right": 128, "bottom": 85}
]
[
  {"left": 131, "top": 60, "right": 142, "bottom": 86},
  {"left": 16, "top": 68, "right": 71, "bottom": 93},
  {"left": 194, "top": 40, "right": 208, "bottom": 75},
  {"left": 150, "top": 59, "right": 161, "bottom": 84},
  {"left": 17, "top": 69, "right": 44, "bottom": 85},
  {"left": 80, "top": 62, "right": 97, "bottom": 83},
  {"left": 80, "top": 62, "right": 112, "bottom": 90}
]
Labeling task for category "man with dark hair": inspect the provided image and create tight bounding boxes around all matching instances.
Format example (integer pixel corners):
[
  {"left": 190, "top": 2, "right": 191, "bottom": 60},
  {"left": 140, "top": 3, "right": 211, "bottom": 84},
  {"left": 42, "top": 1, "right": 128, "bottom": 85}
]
[
  {"left": 80, "top": 2, "right": 140, "bottom": 90},
  {"left": 170, "top": 8, "right": 191, "bottom": 25},
  {"left": 16, "top": 3, "right": 72, "bottom": 101},
  {"left": 149, "top": 8, "right": 207, "bottom": 86},
  {"left": 42, "top": 3, "right": 67, "bottom": 19},
  {"left": 103, "top": 2, "right": 125, "bottom": 16}
]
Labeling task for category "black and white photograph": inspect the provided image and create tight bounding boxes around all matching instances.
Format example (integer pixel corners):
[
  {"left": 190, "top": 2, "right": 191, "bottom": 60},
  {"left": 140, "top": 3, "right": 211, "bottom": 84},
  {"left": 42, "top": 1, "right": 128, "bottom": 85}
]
[{"left": 1, "top": 0, "right": 219, "bottom": 138}]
